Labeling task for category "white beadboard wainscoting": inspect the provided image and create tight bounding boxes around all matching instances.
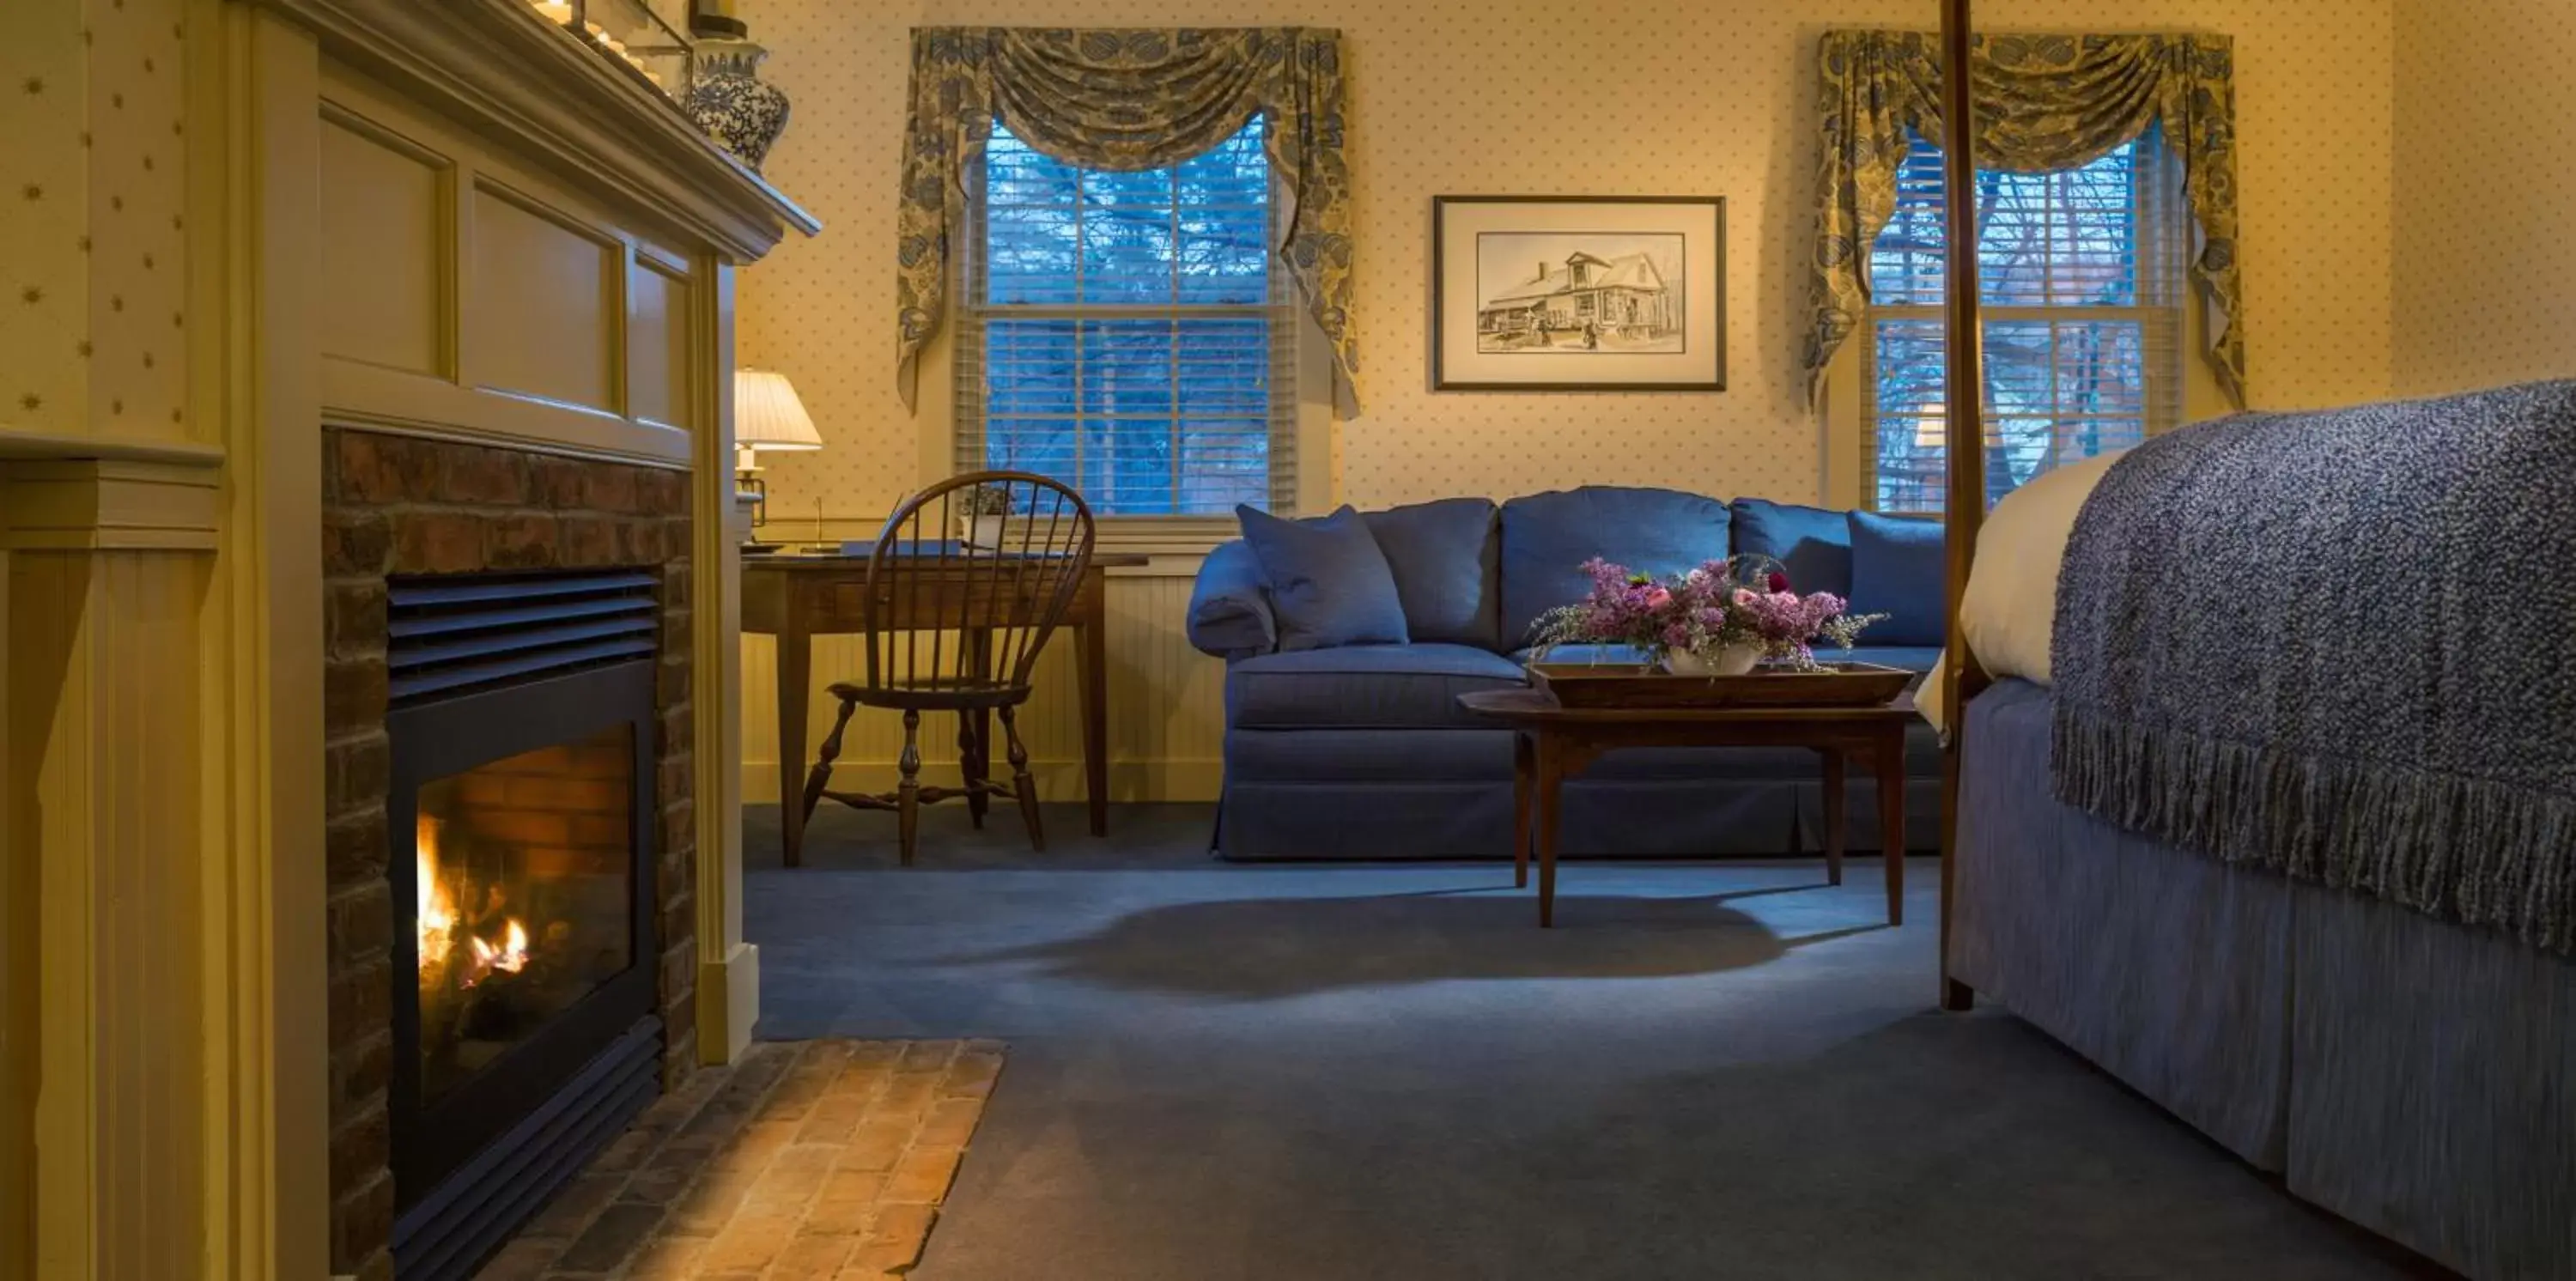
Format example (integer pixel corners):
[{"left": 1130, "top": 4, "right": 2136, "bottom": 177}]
[{"left": 738, "top": 552, "right": 1230, "bottom": 808}]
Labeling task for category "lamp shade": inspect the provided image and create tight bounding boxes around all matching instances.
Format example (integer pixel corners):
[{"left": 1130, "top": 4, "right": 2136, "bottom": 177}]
[{"left": 735, "top": 368, "right": 823, "bottom": 452}]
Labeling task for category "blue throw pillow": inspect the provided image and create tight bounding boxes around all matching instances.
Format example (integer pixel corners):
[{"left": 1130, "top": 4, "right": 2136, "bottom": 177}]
[
  {"left": 1498, "top": 486, "right": 1730, "bottom": 648},
  {"left": 1847, "top": 510, "right": 1947, "bottom": 647},
  {"left": 1362, "top": 498, "right": 1500, "bottom": 649},
  {"left": 1236, "top": 505, "right": 1411, "bottom": 652},
  {"left": 1729, "top": 498, "right": 1854, "bottom": 597}
]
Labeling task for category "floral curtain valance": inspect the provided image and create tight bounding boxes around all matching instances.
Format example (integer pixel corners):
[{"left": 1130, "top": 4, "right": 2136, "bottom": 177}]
[
  {"left": 896, "top": 27, "right": 1358, "bottom": 411},
  {"left": 1805, "top": 31, "right": 2245, "bottom": 408}
]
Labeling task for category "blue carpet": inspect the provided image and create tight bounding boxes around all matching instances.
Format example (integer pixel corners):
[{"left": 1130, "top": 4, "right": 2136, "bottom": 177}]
[{"left": 745, "top": 803, "right": 2443, "bottom": 1280}]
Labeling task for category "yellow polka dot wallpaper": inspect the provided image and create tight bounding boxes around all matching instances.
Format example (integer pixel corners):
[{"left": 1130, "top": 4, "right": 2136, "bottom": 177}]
[
  {"left": 736, "top": 0, "right": 2401, "bottom": 521},
  {"left": 1, "top": 2, "right": 94, "bottom": 432},
  {"left": 2392, "top": 0, "right": 2576, "bottom": 398},
  {"left": 0, "top": 0, "right": 191, "bottom": 439}
]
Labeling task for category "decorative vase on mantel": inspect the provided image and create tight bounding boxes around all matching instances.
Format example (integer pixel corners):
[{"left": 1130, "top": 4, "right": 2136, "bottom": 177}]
[
  {"left": 1663, "top": 642, "right": 1764, "bottom": 677},
  {"left": 684, "top": 36, "right": 791, "bottom": 173}
]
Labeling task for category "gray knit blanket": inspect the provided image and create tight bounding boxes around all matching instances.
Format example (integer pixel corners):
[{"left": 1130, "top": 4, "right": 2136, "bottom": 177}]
[{"left": 2051, "top": 379, "right": 2576, "bottom": 951}]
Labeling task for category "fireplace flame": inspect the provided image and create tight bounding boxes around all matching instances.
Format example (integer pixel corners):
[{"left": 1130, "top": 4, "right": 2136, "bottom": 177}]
[
  {"left": 474, "top": 919, "right": 532, "bottom": 975},
  {"left": 417, "top": 814, "right": 458, "bottom": 974},
  {"left": 415, "top": 812, "right": 532, "bottom": 990}
]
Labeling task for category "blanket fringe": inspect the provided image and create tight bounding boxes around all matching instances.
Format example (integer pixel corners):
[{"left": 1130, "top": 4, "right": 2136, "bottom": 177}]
[{"left": 2051, "top": 703, "right": 2576, "bottom": 953}]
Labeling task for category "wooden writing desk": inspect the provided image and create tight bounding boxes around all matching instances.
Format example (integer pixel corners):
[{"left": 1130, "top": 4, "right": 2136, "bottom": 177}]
[{"left": 742, "top": 551, "right": 1149, "bottom": 865}]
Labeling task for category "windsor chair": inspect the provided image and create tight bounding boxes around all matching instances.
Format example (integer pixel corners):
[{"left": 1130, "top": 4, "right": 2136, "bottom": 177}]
[{"left": 799, "top": 472, "right": 1098, "bottom": 865}]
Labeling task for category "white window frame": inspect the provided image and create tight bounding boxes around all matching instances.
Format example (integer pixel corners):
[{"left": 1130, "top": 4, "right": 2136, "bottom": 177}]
[
  {"left": 1826, "top": 132, "right": 2225, "bottom": 515},
  {"left": 1858, "top": 301, "right": 2178, "bottom": 515},
  {"left": 951, "top": 121, "right": 1305, "bottom": 532}
]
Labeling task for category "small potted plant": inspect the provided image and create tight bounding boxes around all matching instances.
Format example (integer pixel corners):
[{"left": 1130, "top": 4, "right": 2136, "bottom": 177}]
[
  {"left": 1528, "top": 556, "right": 1881, "bottom": 676},
  {"left": 959, "top": 483, "right": 1012, "bottom": 549}
]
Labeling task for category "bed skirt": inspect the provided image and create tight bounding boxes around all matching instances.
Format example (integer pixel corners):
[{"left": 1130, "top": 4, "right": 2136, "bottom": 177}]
[{"left": 1953, "top": 679, "right": 2576, "bottom": 1280}]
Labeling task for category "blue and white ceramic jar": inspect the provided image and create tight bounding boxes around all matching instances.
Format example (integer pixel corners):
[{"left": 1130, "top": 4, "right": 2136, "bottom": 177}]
[{"left": 684, "top": 38, "right": 790, "bottom": 173}]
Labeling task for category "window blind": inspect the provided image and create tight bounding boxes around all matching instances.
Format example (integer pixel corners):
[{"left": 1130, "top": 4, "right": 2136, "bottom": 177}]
[
  {"left": 1862, "top": 127, "right": 2187, "bottom": 513},
  {"left": 955, "top": 119, "right": 1296, "bottom": 517}
]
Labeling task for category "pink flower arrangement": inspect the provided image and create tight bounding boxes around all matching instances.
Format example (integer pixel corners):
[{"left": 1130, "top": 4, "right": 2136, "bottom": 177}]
[{"left": 1529, "top": 556, "right": 1883, "bottom": 670}]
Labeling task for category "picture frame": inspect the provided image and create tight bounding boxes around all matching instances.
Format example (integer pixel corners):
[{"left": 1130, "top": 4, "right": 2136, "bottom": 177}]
[{"left": 1431, "top": 196, "right": 1726, "bottom": 392}]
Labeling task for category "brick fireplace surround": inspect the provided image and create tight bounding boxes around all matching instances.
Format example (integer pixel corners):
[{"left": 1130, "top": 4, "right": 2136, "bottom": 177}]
[{"left": 322, "top": 428, "right": 700, "bottom": 1280}]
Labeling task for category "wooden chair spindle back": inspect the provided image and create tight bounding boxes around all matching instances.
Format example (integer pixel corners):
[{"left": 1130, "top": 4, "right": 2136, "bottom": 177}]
[{"left": 855, "top": 471, "right": 1097, "bottom": 701}]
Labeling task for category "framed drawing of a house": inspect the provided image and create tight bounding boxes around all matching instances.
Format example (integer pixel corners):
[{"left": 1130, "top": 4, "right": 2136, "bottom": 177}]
[{"left": 1431, "top": 196, "right": 1725, "bottom": 392}]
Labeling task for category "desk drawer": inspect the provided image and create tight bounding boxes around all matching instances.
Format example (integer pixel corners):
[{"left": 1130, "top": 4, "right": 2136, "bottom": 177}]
[{"left": 829, "top": 575, "right": 1085, "bottom": 629}]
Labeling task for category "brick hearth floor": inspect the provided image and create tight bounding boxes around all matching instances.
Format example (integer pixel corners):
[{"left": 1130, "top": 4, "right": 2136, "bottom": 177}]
[{"left": 476, "top": 1039, "right": 1005, "bottom": 1280}]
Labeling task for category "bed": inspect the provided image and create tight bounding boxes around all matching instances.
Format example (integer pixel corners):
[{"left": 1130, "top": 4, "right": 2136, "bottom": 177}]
[
  {"left": 1928, "top": 399, "right": 2576, "bottom": 1278},
  {"left": 1911, "top": 4, "right": 2576, "bottom": 1274}
]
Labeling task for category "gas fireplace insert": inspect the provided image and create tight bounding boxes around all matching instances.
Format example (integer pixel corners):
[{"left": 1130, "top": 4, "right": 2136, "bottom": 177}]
[{"left": 383, "top": 570, "right": 664, "bottom": 1280}]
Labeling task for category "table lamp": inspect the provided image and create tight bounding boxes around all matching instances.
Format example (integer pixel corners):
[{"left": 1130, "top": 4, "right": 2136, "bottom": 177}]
[{"left": 734, "top": 368, "right": 822, "bottom": 547}]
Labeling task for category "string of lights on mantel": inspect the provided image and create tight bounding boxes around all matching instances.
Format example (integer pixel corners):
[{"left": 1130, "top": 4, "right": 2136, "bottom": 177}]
[{"left": 528, "top": 0, "right": 670, "bottom": 92}]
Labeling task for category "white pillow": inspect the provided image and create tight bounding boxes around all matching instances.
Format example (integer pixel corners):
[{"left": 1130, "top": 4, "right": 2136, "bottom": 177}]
[{"left": 1919, "top": 449, "right": 2124, "bottom": 737}]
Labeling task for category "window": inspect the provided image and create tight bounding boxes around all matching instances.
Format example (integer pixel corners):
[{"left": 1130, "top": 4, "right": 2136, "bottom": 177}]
[
  {"left": 956, "top": 118, "right": 1293, "bottom": 517},
  {"left": 1862, "top": 128, "right": 2189, "bottom": 512}
]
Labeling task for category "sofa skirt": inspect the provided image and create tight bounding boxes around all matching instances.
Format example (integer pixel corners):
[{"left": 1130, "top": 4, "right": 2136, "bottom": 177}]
[{"left": 1214, "top": 726, "right": 1939, "bottom": 860}]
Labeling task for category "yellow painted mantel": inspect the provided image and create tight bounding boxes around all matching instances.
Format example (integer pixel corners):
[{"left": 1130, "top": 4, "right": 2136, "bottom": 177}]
[
  {"left": 0, "top": 460, "right": 224, "bottom": 552},
  {"left": 0, "top": 1, "right": 811, "bottom": 1277}
]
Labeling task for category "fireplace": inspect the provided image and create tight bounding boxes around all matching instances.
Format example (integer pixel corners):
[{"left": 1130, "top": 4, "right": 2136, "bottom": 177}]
[
  {"left": 321, "top": 429, "right": 701, "bottom": 1280},
  {"left": 384, "top": 569, "right": 665, "bottom": 1280}
]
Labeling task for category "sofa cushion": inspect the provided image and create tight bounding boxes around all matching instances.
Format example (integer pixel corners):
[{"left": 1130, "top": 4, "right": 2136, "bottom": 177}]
[
  {"left": 1498, "top": 486, "right": 1730, "bottom": 650},
  {"left": 1236, "top": 504, "right": 1409, "bottom": 651},
  {"left": 1848, "top": 511, "right": 1947, "bottom": 646},
  {"left": 1362, "top": 497, "right": 1500, "bottom": 649},
  {"left": 1225, "top": 643, "right": 1528, "bottom": 730},
  {"left": 1729, "top": 498, "right": 1853, "bottom": 597}
]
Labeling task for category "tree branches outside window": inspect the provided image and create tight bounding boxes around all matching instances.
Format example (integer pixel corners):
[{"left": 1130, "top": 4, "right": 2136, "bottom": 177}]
[{"left": 957, "top": 119, "right": 1292, "bottom": 517}]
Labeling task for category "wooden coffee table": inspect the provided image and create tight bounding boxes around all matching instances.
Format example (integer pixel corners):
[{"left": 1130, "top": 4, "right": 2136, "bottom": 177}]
[{"left": 1457, "top": 687, "right": 1917, "bottom": 927}]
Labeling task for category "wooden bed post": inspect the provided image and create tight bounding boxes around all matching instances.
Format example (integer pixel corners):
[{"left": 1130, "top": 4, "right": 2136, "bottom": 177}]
[{"left": 1937, "top": 0, "right": 1989, "bottom": 1013}]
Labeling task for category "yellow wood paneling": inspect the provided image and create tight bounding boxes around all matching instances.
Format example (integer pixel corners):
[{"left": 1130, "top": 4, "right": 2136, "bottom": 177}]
[
  {"left": 12, "top": 551, "right": 209, "bottom": 1281},
  {"left": 220, "top": 14, "right": 332, "bottom": 1273},
  {"left": 319, "top": 110, "right": 453, "bottom": 379},
  {"left": 0, "top": 2, "right": 798, "bottom": 1273},
  {"left": 0, "top": 547, "right": 23, "bottom": 1281},
  {"left": 469, "top": 182, "right": 622, "bottom": 414},
  {"left": 308, "top": 37, "right": 775, "bottom": 1088},
  {"left": 318, "top": 361, "right": 690, "bottom": 469},
  {"left": 308, "top": 64, "right": 720, "bottom": 467},
  {"left": 739, "top": 565, "right": 1230, "bottom": 807},
  {"left": 629, "top": 261, "right": 695, "bottom": 432},
  {"left": 7, "top": 558, "right": 75, "bottom": 1281},
  {"left": 2, "top": 460, "right": 223, "bottom": 552},
  {"left": 694, "top": 264, "right": 754, "bottom": 1065}
]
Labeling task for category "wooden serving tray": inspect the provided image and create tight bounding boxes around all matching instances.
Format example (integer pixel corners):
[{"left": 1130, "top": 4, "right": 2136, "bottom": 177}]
[{"left": 1527, "top": 661, "right": 1914, "bottom": 709}]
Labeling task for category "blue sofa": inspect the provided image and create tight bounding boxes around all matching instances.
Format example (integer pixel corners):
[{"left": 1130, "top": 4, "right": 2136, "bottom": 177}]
[{"left": 1185, "top": 486, "right": 1947, "bottom": 859}]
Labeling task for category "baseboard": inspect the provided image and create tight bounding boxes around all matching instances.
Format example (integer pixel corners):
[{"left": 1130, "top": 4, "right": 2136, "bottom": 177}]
[
  {"left": 696, "top": 942, "right": 759, "bottom": 1065},
  {"left": 739, "top": 757, "right": 1224, "bottom": 804}
]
